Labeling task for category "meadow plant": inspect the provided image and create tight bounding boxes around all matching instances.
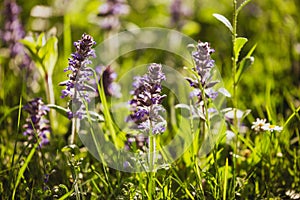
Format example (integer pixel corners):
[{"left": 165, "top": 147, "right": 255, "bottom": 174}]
[
  {"left": 251, "top": 118, "right": 283, "bottom": 133},
  {"left": 1, "top": 0, "right": 300, "bottom": 199},
  {"left": 127, "top": 63, "right": 167, "bottom": 135},
  {"left": 0, "top": 0, "right": 31, "bottom": 69},
  {"left": 60, "top": 33, "right": 96, "bottom": 119},
  {"left": 22, "top": 98, "right": 50, "bottom": 147},
  {"left": 187, "top": 42, "right": 219, "bottom": 105},
  {"left": 127, "top": 63, "right": 166, "bottom": 199}
]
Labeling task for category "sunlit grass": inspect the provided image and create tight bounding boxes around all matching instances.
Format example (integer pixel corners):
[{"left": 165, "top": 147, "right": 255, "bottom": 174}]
[{"left": 0, "top": 0, "right": 299, "bottom": 199}]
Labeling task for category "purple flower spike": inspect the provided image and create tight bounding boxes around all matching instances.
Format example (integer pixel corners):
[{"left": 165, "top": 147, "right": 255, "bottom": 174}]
[
  {"left": 97, "top": 0, "right": 130, "bottom": 30},
  {"left": 23, "top": 98, "right": 51, "bottom": 147},
  {"left": 127, "top": 63, "right": 167, "bottom": 135},
  {"left": 187, "top": 41, "right": 219, "bottom": 103},
  {"left": 96, "top": 65, "right": 122, "bottom": 98},
  {"left": 169, "top": 0, "right": 191, "bottom": 28},
  {"left": 59, "top": 33, "right": 96, "bottom": 119},
  {"left": 0, "top": 0, "right": 31, "bottom": 69}
]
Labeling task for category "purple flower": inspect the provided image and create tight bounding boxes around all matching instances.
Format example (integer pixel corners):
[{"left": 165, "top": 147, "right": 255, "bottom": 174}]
[
  {"left": 0, "top": 0, "right": 31, "bottom": 69},
  {"left": 169, "top": 0, "right": 191, "bottom": 29},
  {"left": 96, "top": 65, "right": 121, "bottom": 98},
  {"left": 97, "top": 0, "right": 129, "bottom": 30},
  {"left": 170, "top": 0, "right": 182, "bottom": 26},
  {"left": 59, "top": 33, "right": 96, "bottom": 119},
  {"left": 23, "top": 98, "right": 51, "bottom": 147},
  {"left": 186, "top": 42, "right": 219, "bottom": 103},
  {"left": 127, "top": 63, "right": 167, "bottom": 135}
]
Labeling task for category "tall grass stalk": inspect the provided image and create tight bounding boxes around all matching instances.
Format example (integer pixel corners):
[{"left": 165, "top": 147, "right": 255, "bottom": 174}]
[
  {"left": 230, "top": 0, "right": 252, "bottom": 198},
  {"left": 98, "top": 71, "right": 118, "bottom": 144}
]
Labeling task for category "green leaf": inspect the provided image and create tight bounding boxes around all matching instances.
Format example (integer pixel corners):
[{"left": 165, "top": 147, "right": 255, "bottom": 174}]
[
  {"left": 12, "top": 143, "right": 38, "bottom": 199},
  {"left": 61, "top": 144, "right": 79, "bottom": 153},
  {"left": 175, "top": 104, "right": 191, "bottom": 110},
  {"left": 236, "top": 44, "right": 257, "bottom": 83},
  {"left": 37, "top": 32, "right": 45, "bottom": 48},
  {"left": 20, "top": 39, "right": 37, "bottom": 55},
  {"left": 246, "top": 43, "right": 257, "bottom": 57},
  {"left": 21, "top": 37, "right": 45, "bottom": 76},
  {"left": 218, "top": 87, "right": 231, "bottom": 97},
  {"left": 236, "top": 57, "right": 254, "bottom": 83},
  {"left": 38, "top": 36, "right": 58, "bottom": 76},
  {"left": 213, "top": 13, "right": 233, "bottom": 33},
  {"left": 83, "top": 111, "right": 105, "bottom": 122},
  {"left": 47, "top": 104, "right": 70, "bottom": 118},
  {"left": 234, "top": 37, "right": 248, "bottom": 61}
]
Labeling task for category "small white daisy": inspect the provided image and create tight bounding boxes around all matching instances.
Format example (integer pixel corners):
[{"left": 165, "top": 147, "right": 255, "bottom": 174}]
[
  {"left": 261, "top": 123, "right": 283, "bottom": 132},
  {"left": 251, "top": 118, "right": 267, "bottom": 132}
]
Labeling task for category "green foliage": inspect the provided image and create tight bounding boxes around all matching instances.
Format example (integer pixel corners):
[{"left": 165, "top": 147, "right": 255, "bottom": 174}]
[
  {"left": 21, "top": 33, "right": 58, "bottom": 78},
  {"left": 0, "top": 0, "right": 299, "bottom": 199}
]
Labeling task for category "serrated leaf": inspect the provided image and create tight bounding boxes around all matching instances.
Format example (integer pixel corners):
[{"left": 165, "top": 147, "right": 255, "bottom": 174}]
[
  {"left": 234, "top": 37, "right": 248, "bottom": 61},
  {"left": 213, "top": 13, "right": 233, "bottom": 33}
]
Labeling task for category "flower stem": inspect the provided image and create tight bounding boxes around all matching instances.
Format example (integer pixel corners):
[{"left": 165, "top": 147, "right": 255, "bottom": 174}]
[
  {"left": 232, "top": 0, "right": 238, "bottom": 112},
  {"left": 46, "top": 72, "right": 57, "bottom": 130},
  {"left": 148, "top": 117, "right": 156, "bottom": 200},
  {"left": 231, "top": 0, "right": 238, "bottom": 197}
]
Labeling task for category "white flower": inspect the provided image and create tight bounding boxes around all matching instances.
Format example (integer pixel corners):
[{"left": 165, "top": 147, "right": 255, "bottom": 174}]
[
  {"left": 251, "top": 118, "right": 267, "bottom": 132},
  {"left": 261, "top": 123, "right": 283, "bottom": 132}
]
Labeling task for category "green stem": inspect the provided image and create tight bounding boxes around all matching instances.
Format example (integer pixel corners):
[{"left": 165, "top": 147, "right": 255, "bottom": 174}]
[
  {"left": 148, "top": 119, "right": 156, "bottom": 200},
  {"left": 232, "top": 0, "right": 238, "bottom": 111},
  {"left": 70, "top": 88, "right": 80, "bottom": 144},
  {"left": 231, "top": 1, "right": 238, "bottom": 198},
  {"left": 46, "top": 72, "right": 57, "bottom": 130},
  {"left": 70, "top": 118, "right": 77, "bottom": 144}
]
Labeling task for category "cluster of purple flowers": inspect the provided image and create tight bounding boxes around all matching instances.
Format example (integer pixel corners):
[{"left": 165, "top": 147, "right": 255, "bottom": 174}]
[
  {"left": 186, "top": 42, "right": 219, "bottom": 104},
  {"left": 96, "top": 65, "right": 121, "bottom": 98},
  {"left": 169, "top": 0, "right": 191, "bottom": 29},
  {"left": 59, "top": 33, "right": 96, "bottom": 119},
  {"left": 0, "top": 0, "right": 31, "bottom": 69},
  {"left": 127, "top": 63, "right": 167, "bottom": 135},
  {"left": 23, "top": 98, "right": 51, "bottom": 147},
  {"left": 97, "top": 0, "right": 129, "bottom": 30}
]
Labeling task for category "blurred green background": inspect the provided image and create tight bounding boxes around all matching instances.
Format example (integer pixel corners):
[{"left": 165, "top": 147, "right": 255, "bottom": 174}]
[{"left": 0, "top": 0, "right": 299, "bottom": 198}]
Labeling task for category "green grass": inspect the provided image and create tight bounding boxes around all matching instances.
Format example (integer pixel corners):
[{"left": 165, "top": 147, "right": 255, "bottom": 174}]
[{"left": 0, "top": 0, "right": 299, "bottom": 199}]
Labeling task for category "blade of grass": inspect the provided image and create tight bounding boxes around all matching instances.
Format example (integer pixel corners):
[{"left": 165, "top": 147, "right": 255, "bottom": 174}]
[
  {"left": 9, "top": 92, "right": 23, "bottom": 197},
  {"left": 58, "top": 189, "right": 75, "bottom": 200},
  {"left": 223, "top": 158, "right": 228, "bottom": 200},
  {"left": 0, "top": 105, "right": 20, "bottom": 125},
  {"left": 12, "top": 142, "right": 38, "bottom": 200}
]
